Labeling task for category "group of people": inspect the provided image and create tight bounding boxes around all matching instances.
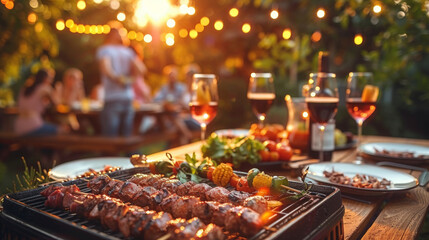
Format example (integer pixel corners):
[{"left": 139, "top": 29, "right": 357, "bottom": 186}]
[{"left": 14, "top": 26, "right": 200, "bottom": 144}]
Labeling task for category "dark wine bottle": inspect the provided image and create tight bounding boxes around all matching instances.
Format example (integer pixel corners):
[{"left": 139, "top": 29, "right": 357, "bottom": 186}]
[{"left": 307, "top": 51, "right": 335, "bottom": 161}]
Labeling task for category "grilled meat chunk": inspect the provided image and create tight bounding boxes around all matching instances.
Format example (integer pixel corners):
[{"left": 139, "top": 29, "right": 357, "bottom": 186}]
[
  {"left": 205, "top": 187, "right": 230, "bottom": 203},
  {"left": 243, "top": 196, "right": 268, "bottom": 214},
  {"left": 228, "top": 190, "right": 251, "bottom": 205},
  {"left": 171, "top": 196, "right": 200, "bottom": 219},
  {"left": 176, "top": 181, "right": 196, "bottom": 196},
  {"left": 188, "top": 183, "right": 213, "bottom": 200}
]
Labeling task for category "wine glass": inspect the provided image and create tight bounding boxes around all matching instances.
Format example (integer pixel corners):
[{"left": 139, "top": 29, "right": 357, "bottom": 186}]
[
  {"left": 247, "top": 73, "right": 275, "bottom": 126},
  {"left": 346, "top": 72, "right": 379, "bottom": 164},
  {"left": 189, "top": 74, "right": 219, "bottom": 140},
  {"left": 305, "top": 73, "right": 338, "bottom": 162}
]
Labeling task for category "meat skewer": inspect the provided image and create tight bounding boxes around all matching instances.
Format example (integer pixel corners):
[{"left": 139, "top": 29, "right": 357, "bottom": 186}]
[
  {"left": 87, "top": 175, "right": 264, "bottom": 236},
  {"left": 127, "top": 173, "right": 269, "bottom": 213},
  {"left": 40, "top": 184, "right": 225, "bottom": 240}
]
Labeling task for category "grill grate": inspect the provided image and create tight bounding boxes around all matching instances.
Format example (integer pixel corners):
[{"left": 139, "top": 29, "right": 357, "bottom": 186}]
[{"left": 1, "top": 168, "right": 344, "bottom": 240}]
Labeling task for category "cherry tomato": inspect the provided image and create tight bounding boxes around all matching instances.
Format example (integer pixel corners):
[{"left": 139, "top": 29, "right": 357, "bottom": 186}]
[
  {"left": 269, "top": 151, "right": 280, "bottom": 162},
  {"left": 276, "top": 143, "right": 293, "bottom": 161},
  {"left": 236, "top": 177, "right": 253, "bottom": 192},
  {"left": 259, "top": 149, "right": 271, "bottom": 162},
  {"left": 207, "top": 167, "right": 215, "bottom": 181},
  {"left": 264, "top": 140, "right": 277, "bottom": 152},
  {"left": 172, "top": 160, "right": 184, "bottom": 175},
  {"left": 229, "top": 174, "right": 240, "bottom": 188}
]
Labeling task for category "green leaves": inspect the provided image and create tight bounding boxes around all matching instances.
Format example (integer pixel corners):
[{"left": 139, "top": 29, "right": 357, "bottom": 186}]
[
  {"left": 177, "top": 153, "right": 209, "bottom": 184},
  {"left": 201, "top": 135, "right": 265, "bottom": 167},
  {"left": 9, "top": 157, "right": 51, "bottom": 193}
]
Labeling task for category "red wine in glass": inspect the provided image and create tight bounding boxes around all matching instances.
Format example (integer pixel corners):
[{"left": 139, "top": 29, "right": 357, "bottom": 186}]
[
  {"left": 190, "top": 102, "right": 218, "bottom": 125},
  {"left": 247, "top": 92, "right": 275, "bottom": 118},
  {"left": 306, "top": 97, "right": 339, "bottom": 124},
  {"left": 346, "top": 98, "right": 376, "bottom": 123}
]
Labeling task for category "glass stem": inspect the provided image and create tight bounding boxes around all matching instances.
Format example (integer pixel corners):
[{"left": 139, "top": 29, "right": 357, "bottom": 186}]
[
  {"left": 258, "top": 115, "right": 265, "bottom": 127},
  {"left": 201, "top": 123, "right": 207, "bottom": 141},
  {"left": 319, "top": 124, "right": 325, "bottom": 162},
  {"left": 356, "top": 119, "right": 364, "bottom": 158}
]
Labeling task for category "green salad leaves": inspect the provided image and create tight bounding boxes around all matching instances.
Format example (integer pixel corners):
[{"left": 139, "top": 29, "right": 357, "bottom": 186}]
[{"left": 201, "top": 135, "right": 265, "bottom": 167}]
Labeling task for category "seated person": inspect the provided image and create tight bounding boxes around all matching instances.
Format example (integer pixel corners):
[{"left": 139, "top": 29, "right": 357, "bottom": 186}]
[
  {"left": 15, "top": 69, "right": 69, "bottom": 136},
  {"left": 54, "top": 68, "right": 85, "bottom": 106},
  {"left": 154, "top": 65, "right": 199, "bottom": 144}
]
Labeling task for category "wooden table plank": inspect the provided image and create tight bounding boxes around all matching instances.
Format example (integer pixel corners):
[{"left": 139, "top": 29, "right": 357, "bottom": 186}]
[{"left": 342, "top": 199, "right": 383, "bottom": 240}]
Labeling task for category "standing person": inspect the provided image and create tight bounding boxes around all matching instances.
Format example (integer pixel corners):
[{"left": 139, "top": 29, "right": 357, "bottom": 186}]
[
  {"left": 54, "top": 68, "right": 85, "bottom": 106},
  {"left": 96, "top": 28, "right": 145, "bottom": 137},
  {"left": 129, "top": 44, "right": 152, "bottom": 105},
  {"left": 14, "top": 69, "right": 68, "bottom": 136}
]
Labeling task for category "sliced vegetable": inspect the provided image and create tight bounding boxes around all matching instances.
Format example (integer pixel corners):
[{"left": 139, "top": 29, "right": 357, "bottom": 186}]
[
  {"left": 207, "top": 167, "right": 215, "bottom": 181},
  {"left": 155, "top": 161, "right": 173, "bottom": 175},
  {"left": 252, "top": 172, "right": 273, "bottom": 190},
  {"left": 212, "top": 163, "right": 234, "bottom": 187},
  {"left": 179, "top": 162, "right": 192, "bottom": 173},
  {"left": 148, "top": 162, "right": 156, "bottom": 174},
  {"left": 229, "top": 174, "right": 240, "bottom": 188},
  {"left": 247, "top": 168, "right": 260, "bottom": 188}
]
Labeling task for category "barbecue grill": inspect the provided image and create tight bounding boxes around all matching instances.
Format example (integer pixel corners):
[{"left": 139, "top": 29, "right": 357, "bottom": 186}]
[{"left": 1, "top": 167, "right": 344, "bottom": 240}]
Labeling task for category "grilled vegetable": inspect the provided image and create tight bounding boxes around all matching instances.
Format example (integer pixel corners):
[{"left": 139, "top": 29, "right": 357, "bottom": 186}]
[
  {"left": 236, "top": 178, "right": 253, "bottom": 192},
  {"left": 271, "top": 176, "right": 289, "bottom": 193},
  {"left": 247, "top": 168, "right": 260, "bottom": 188},
  {"left": 252, "top": 172, "right": 272, "bottom": 190},
  {"left": 155, "top": 160, "right": 173, "bottom": 175},
  {"left": 212, "top": 163, "right": 233, "bottom": 187}
]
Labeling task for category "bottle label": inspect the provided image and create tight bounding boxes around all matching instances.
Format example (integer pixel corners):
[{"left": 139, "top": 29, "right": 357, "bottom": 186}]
[{"left": 311, "top": 123, "right": 335, "bottom": 151}]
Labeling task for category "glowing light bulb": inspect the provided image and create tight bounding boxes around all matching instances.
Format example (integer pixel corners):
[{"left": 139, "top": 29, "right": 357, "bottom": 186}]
[
  {"left": 270, "top": 10, "right": 279, "bottom": 19},
  {"left": 229, "top": 8, "right": 239, "bottom": 17},
  {"left": 144, "top": 34, "right": 152, "bottom": 43},
  {"left": 166, "top": 37, "right": 174, "bottom": 46},
  {"left": 179, "top": 29, "right": 188, "bottom": 38},
  {"left": 189, "top": 29, "right": 198, "bottom": 39},
  {"left": 373, "top": 4, "right": 382, "bottom": 14},
  {"left": 354, "top": 34, "right": 363, "bottom": 45},
  {"left": 117, "top": 12, "right": 126, "bottom": 21},
  {"left": 214, "top": 20, "right": 223, "bottom": 31},
  {"left": 316, "top": 8, "right": 325, "bottom": 18},
  {"left": 187, "top": 6, "right": 195, "bottom": 15},
  {"left": 56, "top": 20, "right": 65, "bottom": 31},
  {"left": 242, "top": 23, "right": 251, "bottom": 33},
  {"left": 77, "top": 0, "right": 86, "bottom": 10},
  {"left": 167, "top": 19, "right": 176, "bottom": 28},
  {"left": 27, "top": 13, "right": 37, "bottom": 24},
  {"left": 311, "top": 31, "right": 322, "bottom": 42},
  {"left": 66, "top": 19, "right": 74, "bottom": 28},
  {"left": 200, "top": 17, "right": 210, "bottom": 26},
  {"left": 282, "top": 28, "right": 291, "bottom": 40}
]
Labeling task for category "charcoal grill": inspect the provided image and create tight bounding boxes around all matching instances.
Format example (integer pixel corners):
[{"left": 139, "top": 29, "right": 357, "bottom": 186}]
[{"left": 0, "top": 167, "right": 344, "bottom": 240}]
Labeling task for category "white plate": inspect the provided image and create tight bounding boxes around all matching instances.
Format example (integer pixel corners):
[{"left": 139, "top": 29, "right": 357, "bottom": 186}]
[
  {"left": 49, "top": 157, "right": 134, "bottom": 180},
  {"left": 360, "top": 142, "right": 429, "bottom": 164},
  {"left": 307, "top": 162, "right": 418, "bottom": 196},
  {"left": 214, "top": 129, "right": 249, "bottom": 138}
]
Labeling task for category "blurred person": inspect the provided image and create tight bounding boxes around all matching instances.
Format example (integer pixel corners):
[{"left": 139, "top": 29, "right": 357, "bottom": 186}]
[
  {"left": 184, "top": 63, "right": 201, "bottom": 94},
  {"left": 54, "top": 68, "right": 85, "bottom": 106},
  {"left": 90, "top": 82, "right": 105, "bottom": 102},
  {"left": 14, "top": 69, "right": 69, "bottom": 136},
  {"left": 129, "top": 44, "right": 151, "bottom": 105},
  {"left": 154, "top": 65, "right": 199, "bottom": 144},
  {"left": 96, "top": 27, "right": 145, "bottom": 137}
]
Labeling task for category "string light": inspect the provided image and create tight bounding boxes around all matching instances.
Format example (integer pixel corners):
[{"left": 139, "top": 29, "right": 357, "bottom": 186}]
[
  {"left": 189, "top": 29, "right": 198, "bottom": 39},
  {"left": 200, "top": 17, "right": 210, "bottom": 26},
  {"left": 242, "top": 23, "right": 251, "bottom": 33},
  {"left": 5, "top": 0, "right": 13, "bottom": 9},
  {"left": 354, "top": 34, "right": 363, "bottom": 45},
  {"left": 195, "top": 23, "right": 204, "bottom": 32},
  {"left": 187, "top": 6, "right": 195, "bottom": 15},
  {"left": 229, "top": 8, "right": 239, "bottom": 17},
  {"left": 144, "top": 34, "right": 152, "bottom": 43},
  {"left": 117, "top": 12, "right": 126, "bottom": 22},
  {"left": 66, "top": 19, "right": 74, "bottom": 28},
  {"left": 373, "top": 4, "right": 382, "bottom": 14},
  {"left": 35, "top": 22, "right": 44, "bottom": 32},
  {"left": 282, "top": 28, "right": 292, "bottom": 39},
  {"left": 77, "top": 0, "right": 86, "bottom": 10},
  {"left": 110, "top": 0, "right": 120, "bottom": 10},
  {"left": 29, "top": 0, "right": 38, "bottom": 8},
  {"left": 27, "top": 13, "right": 37, "bottom": 24},
  {"left": 128, "top": 31, "right": 137, "bottom": 40},
  {"left": 167, "top": 18, "right": 176, "bottom": 28},
  {"left": 179, "top": 29, "right": 188, "bottom": 38},
  {"left": 316, "top": 8, "right": 326, "bottom": 18},
  {"left": 270, "top": 10, "right": 279, "bottom": 19},
  {"left": 56, "top": 20, "right": 65, "bottom": 31},
  {"left": 166, "top": 38, "right": 174, "bottom": 46},
  {"left": 214, "top": 20, "right": 223, "bottom": 31},
  {"left": 93, "top": 0, "right": 103, "bottom": 4}
]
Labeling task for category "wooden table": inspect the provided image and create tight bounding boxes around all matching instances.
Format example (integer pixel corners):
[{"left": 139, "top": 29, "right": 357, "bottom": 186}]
[{"left": 148, "top": 135, "right": 429, "bottom": 240}]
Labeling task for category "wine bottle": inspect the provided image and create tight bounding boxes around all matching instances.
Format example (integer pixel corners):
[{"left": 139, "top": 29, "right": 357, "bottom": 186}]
[{"left": 307, "top": 51, "right": 335, "bottom": 161}]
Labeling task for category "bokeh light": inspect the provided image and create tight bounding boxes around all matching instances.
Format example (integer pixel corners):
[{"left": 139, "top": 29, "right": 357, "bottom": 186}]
[
  {"left": 200, "top": 17, "right": 210, "bottom": 26},
  {"left": 128, "top": 31, "right": 137, "bottom": 40},
  {"left": 134, "top": 0, "right": 176, "bottom": 27},
  {"left": 144, "top": 34, "right": 152, "bottom": 43},
  {"left": 167, "top": 18, "right": 176, "bottom": 28},
  {"left": 179, "top": 29, "right": 188, "bottom": 38},
  {"left": 27, "top": 13, "right": 37, "bottom": 24},
  {"left": 136, "top": 32, "right": 144, "bottom": 41},
  {"left": 242, "top": 23, "right": 251, "bottom": 33},
  {"left": 311, "top": 31, "right": 322, "bottom": 42},
  {"left": 282, "top": 28, "right": 292, "bottom": 39},
  {"left": 189, "top": 29, "right": 198, "bottom": 39},
  {"left": 103, "top": 25, "right": 110, "bottom": 33},
  {"left": 214, "top": 20, "right": 223, "bottom": 31},
  {"left": 166, "top": 37, "right": 174, "bottom": 46},
  {"left": 77, "top": 0, "right": 86, "bottom": 10},
  {"left": 195, "top": 23, "right": 204, "bottom": 32},
  {"left": 66, "top": 19, "right": 74, "bottom": 28},
  {"left": 270, "top": 10, "right": 279, "bottom": 19},
  {"left": 117, "top": 12, "right": 126, "bottom": 21},
  {"left": 93, "top": 0, "right": 103, "bottom": 4},
  {"left": 354, "top": 34, "right": 363, "bottom": 45},
  {"left": 5, "top": 0, "right": 14, "bottom": 9},
  {"left": 187, "top": 6, "right": 195, "bottom": 15},
  {"left": 316, "top": 8, "right": 326, "bottom": 18},
  {"left": 56, "top": 20, "right": 65, "bottom": 31},
  {"left": 110, "top": 0, "right": 120, "bottom": 10},
  {"left": 35, "top": 22, "right": 44, "bottom": 32},
  {"left": 229, "top": 8, "right": 239, "bottom": 17},
  {"left": 373, "top": 4, "right": 382, "bottom": 14},
  {"left": 29, "top": 0, "right": 38, "bottom": 8}
]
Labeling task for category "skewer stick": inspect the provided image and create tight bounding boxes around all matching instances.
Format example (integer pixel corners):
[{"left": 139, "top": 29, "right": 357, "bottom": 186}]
[
  {"left": 280, "top": 184, "right": 302, "bottom": 194},
  {"left": 157, "top": 233, "right": 171, "bottom": 240}
]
